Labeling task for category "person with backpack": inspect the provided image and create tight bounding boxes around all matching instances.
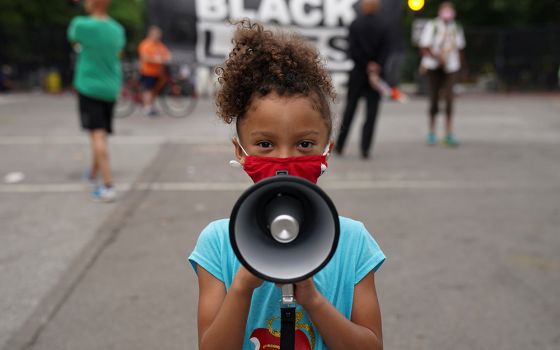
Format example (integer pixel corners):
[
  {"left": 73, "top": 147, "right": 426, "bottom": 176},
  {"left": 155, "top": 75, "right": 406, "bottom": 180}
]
[{"left": 419, "top": 1, "right": 466, "bottom": 147}]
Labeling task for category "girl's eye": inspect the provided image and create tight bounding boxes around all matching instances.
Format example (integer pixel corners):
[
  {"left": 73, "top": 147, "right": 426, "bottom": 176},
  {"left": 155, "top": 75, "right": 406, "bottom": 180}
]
[
  {"left": 256, "top": 141, "right": 272, "bottom": 148},
  {"left": 299, "top": 141, "right": 314, "bottom": 149}
]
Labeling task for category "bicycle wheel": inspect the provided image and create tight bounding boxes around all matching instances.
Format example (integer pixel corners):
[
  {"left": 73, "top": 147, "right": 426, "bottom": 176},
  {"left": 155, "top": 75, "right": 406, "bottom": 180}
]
[
  {"left": 114, "top": 82, "right": 137, "bottom": 118},
  {"left": 160, "top": 79, "right": 197, "bottom": 118}
]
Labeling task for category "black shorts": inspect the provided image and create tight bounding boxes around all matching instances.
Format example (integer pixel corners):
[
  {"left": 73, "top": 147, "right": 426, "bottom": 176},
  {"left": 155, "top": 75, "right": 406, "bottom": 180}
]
[
  {"left": 140, "top": 75, "right": 159, "bottom": 90},
  {"left": 78, "top": 93, "right": 115, "bottom": 134}
]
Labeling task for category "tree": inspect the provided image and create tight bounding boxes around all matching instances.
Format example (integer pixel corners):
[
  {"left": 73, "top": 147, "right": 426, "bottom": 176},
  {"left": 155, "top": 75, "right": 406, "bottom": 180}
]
[
  {"left": 401, "top": 0, "right": 560, "bottom": 88},
  {"left": 0, "top": 0, "right": 80, "bottom": 64},
  {"left": 414, "top": 0, "right": 560, "bottom": 27},
  {"left": 0, "top": 0, "right": 146, "bottom": 64},
  {"left": 109, "top": 0, "right": 146, "bottom": 56}
]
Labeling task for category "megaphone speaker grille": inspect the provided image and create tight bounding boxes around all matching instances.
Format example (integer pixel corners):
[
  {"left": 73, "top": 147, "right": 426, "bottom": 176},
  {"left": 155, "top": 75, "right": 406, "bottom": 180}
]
[{"left": 230, "top": 176, "right": 340, "bottom": 283}]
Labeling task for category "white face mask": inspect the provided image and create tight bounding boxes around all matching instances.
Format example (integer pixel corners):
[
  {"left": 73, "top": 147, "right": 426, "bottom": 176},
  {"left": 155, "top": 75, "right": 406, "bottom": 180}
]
[{"left": 439, "top": 7, "right": 456, "bottom": 22}]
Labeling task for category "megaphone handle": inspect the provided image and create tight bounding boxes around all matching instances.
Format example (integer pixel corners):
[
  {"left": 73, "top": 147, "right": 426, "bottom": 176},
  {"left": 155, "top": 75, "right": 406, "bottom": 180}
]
[
  {"left": 281, "top": 284, "right": 295, "bottom": 304},
  {"left": 280, "top": 305, "right": 296, "bottom": 350},
  {"left": 280, "top": 284, "right": 296, "bottom": 350}
]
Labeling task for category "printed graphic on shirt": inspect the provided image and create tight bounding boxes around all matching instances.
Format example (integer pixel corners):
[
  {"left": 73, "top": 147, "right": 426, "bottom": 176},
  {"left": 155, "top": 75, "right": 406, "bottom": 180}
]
[{"left": 249, "top": 311, "right": 315, "bottom": 350}]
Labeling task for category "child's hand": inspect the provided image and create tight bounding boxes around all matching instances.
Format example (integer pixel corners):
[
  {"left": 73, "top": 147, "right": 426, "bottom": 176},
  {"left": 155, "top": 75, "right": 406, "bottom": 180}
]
[
  {"left": 232, "top": 266, "right": 264, "bottom": 293},
  {"left": 294, "top": 278, "right": 324, "bottom": 310}
]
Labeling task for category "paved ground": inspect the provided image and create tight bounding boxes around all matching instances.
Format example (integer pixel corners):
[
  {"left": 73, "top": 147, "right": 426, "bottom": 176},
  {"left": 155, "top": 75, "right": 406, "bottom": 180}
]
[{"left": 1, "top": 92, "right": 559, "bottom": 350}]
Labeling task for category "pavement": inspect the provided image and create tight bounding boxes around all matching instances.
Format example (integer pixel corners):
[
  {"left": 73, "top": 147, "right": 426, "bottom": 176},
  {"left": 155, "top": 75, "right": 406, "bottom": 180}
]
[{"left": 1, "top": 92, "right": 559, "bottom": 350}]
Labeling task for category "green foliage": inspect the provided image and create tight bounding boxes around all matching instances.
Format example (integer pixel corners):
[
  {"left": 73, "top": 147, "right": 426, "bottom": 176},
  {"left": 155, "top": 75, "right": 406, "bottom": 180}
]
[
  {"left": 0, "top": 0, "right": 146, "bottom": 64},
  {"left": 411, "top": 0, "right": 560, "bottom": 27},
  {"left": 401, "top": 0, "right": 560, "bottom": 87},
  {"left": 109, "top": 0, "right": 146, "bottom": 55},
  {"left": 0, "top": 0, "right": 80, "bottom": 63}
]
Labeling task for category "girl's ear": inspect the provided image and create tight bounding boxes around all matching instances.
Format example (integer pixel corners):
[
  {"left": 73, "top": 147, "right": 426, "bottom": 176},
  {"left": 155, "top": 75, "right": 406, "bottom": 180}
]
[{"left": 232, "top": 138, "right": 246, "bottom": 164}]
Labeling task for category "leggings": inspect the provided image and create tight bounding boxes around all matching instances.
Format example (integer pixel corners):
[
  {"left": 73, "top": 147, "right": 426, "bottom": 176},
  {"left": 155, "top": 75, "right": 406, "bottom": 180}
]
[{"left": 427, "top": 68, "right": 455, "bottom": 117}]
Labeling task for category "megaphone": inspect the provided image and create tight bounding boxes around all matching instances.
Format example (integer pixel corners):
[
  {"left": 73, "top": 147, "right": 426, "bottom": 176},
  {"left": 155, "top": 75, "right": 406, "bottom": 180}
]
[{"left": 229, "top": 175, "right": 340, "bottom": 284}]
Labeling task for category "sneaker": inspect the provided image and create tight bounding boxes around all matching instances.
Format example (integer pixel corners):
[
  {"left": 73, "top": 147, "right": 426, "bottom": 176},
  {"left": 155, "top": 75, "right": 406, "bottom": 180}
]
[
  {"left": 147, "top": 109, "right": 159, "bottom": 117},
  {"left": 426, "top": 132, "right": 437, "bottom": 146},
  {"left": 143, "top": 106, "right": 159, "bottom": 117},
  {"left": 444, "top": 134, "right": 460, "bottom": 147},
  {"left": 91, "top": 185, "right": 116, "bottom": 202}
]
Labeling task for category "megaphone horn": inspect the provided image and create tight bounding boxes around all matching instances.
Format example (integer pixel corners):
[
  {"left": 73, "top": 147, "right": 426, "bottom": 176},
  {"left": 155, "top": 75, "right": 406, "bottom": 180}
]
[{"left": 229, "top": 175, "right": 340, "bottom": 284}]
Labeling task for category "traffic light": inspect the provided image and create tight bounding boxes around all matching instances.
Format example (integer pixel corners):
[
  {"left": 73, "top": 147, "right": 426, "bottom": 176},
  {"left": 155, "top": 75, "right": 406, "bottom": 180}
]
[{"left": 408, "top": 0, "right": 425, "bottom": 12}]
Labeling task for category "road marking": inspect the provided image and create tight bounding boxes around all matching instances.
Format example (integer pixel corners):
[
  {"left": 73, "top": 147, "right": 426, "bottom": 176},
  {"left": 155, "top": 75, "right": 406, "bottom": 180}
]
[
  {"left": 1, "top": 135, "right": 560, "bottom": 145},
  {"left": 0, "top": 180, "right": 556, "bottom": 193},
  {"left": 0, "top": 96, "right": 20, "bottom": 106},
  {"left": 507, "top": 254, "right": 560, "bottom": 271},
  {"left": 0, "top": 136, "right": 225, "bottom": 145}
]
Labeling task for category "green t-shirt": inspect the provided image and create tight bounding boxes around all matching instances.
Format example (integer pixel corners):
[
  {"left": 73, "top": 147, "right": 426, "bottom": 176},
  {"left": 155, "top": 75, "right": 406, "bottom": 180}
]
[{"left": 68, "top": 16, "right": 125, "bottom": 102}]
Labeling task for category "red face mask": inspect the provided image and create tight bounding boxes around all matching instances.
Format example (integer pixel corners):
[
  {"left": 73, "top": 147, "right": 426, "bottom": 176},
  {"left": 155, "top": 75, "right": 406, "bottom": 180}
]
[
  {"left": 230, "top": 140, "right": 329, "bottom": 184},
  {"left": 243, "top": 155, "right": 328, "bottom": 183}
]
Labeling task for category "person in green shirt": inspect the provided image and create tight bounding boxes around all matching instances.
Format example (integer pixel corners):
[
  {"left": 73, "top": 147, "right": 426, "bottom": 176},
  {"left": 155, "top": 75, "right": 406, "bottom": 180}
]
[{"left": 68, "top": 0, "right": 125, "bottom": 202}]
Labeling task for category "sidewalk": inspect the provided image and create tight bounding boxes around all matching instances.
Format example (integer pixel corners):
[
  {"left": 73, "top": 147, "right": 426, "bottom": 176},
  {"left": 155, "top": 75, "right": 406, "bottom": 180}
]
[{"left": 1, "top": 93, "right": 560, "bottom": 349}]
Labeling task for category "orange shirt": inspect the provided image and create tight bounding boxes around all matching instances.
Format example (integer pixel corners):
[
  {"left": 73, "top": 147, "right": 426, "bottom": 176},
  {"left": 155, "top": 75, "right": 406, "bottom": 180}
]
[{"left": 138, "top": 39, "right": 171, "bottom": 77}]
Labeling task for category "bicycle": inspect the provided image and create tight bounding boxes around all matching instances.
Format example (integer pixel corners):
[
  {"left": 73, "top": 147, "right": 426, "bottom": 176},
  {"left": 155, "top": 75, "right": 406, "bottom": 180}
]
[{"left": 115, "top": 62, "right": 197, "bottom": 118}]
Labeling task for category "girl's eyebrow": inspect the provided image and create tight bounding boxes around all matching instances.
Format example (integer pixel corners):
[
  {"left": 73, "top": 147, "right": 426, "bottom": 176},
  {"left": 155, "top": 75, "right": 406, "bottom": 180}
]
[
  {"left": 249, "top": 131, "right": 276, "bottom": 138},
  {"left": 296, "top": 130, "right": 320, "bottom": 137},
  {"left": 249, "top": 130, "right": 320, "bottom": 138}
]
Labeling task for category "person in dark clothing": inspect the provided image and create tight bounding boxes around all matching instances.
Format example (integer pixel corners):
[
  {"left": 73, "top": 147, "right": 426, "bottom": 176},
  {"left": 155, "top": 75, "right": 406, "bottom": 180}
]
[{"left": 335, "top": 0, "right": 390, "bottom": 159}]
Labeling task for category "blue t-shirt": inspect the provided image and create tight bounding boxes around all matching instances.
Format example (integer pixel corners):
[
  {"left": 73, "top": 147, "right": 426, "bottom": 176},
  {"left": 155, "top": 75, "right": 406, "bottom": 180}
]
[{"left": 189, "top": 216, "right": 385, "bottom": 350}]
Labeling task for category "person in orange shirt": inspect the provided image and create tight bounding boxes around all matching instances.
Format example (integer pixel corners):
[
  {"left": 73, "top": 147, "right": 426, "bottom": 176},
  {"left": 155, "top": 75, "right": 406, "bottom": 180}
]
[{"left": 138, "top": 26, "right": 171, "bottom": 116}]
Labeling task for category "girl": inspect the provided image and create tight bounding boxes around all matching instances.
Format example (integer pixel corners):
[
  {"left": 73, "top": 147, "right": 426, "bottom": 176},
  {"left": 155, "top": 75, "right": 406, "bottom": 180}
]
[{"left": 189, "top": 20, "right": 385, "bottom": 350}]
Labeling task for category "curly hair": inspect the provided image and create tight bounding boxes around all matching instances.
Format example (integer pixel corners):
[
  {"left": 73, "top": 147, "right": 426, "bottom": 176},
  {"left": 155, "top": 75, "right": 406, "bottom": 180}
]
[{"left": 215, "top": 19, "right": 336, "bottom": 134}]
